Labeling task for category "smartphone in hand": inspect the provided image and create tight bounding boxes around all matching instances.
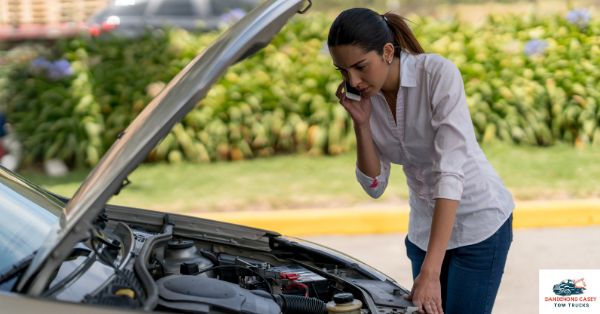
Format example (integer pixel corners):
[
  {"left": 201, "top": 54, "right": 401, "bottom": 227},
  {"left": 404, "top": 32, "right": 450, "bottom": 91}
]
[{"left": 344, "top": 81, "right": 361, "bottom": 102}]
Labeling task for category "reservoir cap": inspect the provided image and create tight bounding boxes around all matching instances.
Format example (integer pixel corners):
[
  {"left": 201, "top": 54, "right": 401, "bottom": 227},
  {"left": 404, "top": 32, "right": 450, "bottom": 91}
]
[{"left": 333, "top": 292, "right": 354, "bottom": 304}]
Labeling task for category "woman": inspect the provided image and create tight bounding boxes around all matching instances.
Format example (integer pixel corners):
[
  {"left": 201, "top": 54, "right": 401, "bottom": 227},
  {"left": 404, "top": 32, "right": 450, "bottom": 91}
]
[{"left": 328, "top": 8, "right": 514, "bottom": 314}]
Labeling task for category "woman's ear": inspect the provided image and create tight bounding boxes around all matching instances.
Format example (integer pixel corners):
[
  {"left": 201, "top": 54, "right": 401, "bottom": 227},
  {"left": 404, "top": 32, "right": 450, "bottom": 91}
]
[{"left": 382, "top": 43, "right": 395, "bottom": 63}]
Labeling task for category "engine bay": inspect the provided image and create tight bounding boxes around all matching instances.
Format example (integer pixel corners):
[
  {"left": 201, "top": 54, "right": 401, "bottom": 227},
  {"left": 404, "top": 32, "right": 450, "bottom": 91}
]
[{"left": 45, "top": 212, "right": 416, "bottom": 314}]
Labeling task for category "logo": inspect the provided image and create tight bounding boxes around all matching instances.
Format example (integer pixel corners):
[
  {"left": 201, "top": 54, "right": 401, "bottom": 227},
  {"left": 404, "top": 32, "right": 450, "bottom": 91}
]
[
  {"left": 553, "top": 278, "right": 586, "bottom": 296},
  {"left": 540, "top": 270, "right": 599, "bottom": 314}
]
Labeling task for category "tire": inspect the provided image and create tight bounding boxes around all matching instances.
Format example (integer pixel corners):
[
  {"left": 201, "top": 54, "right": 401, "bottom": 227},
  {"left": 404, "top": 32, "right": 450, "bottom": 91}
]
[{"left": 563, "top": 289, "right": 571, "bottom": 296}]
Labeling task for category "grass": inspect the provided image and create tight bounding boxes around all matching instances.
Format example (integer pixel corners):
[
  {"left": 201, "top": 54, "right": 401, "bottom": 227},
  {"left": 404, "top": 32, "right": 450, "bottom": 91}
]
[
  {"left": 19, "top": 143, "right": 600, "bottom": 213},
  {"left": 480, "top": 143, "right": 600, "bottom": 200}
]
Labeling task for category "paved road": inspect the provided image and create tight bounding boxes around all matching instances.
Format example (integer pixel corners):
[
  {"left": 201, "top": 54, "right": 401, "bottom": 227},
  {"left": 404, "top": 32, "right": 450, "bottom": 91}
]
[{"left": 305, "top": 226, "right": 600, "bottom": 314}]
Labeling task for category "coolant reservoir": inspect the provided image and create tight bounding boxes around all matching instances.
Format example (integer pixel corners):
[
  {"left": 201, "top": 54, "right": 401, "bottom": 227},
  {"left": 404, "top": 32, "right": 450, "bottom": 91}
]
[{"left": 326, "top": 292, "right": 363, "bottom": 314}]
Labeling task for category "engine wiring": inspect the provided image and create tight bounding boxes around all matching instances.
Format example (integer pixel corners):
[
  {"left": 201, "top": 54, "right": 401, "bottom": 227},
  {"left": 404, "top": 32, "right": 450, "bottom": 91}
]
[{"left": 195, "top": 264, "right": 273, "bottom": 294}]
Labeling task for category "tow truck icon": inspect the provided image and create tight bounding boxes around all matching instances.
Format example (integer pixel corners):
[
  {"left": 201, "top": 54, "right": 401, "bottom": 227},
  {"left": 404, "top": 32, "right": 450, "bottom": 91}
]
[{"left": 553, "top": 278, "right": 587, "bottom": 296}]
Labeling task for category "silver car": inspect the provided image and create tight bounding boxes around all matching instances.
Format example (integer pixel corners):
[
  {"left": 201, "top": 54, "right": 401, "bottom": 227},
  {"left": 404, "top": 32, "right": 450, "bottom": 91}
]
[
  {"left": 87, "top": 0, "right": 260, "bottom": 37},
  {"left": 1, "top": 1, "right": 417, "bottom": 313}
]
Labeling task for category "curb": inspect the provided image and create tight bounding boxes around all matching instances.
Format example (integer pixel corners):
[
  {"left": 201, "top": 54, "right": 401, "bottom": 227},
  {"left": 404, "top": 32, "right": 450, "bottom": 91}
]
[{"left": 193, "top": 199, "right": 600, "bottom": 236}]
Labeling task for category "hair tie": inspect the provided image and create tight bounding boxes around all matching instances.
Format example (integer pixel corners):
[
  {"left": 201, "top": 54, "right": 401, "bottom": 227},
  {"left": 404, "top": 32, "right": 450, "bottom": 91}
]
[{"left": 382, "top": 15, "right": 388, "bottom": 22}]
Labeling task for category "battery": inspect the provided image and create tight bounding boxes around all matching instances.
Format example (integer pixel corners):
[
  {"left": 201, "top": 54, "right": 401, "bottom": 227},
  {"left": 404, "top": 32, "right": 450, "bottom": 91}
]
[{"left": 271, "top": 264, "right": 329, "bottom": 297}]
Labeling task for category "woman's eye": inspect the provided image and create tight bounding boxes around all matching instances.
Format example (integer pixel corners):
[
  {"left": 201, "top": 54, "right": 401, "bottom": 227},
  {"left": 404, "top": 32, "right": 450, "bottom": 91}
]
[
  {"left": 336, "top": 68, "right": 348, "bottom": 76},
  {"left": 356, "top": 65, "right": 366, "bottom": 71}
]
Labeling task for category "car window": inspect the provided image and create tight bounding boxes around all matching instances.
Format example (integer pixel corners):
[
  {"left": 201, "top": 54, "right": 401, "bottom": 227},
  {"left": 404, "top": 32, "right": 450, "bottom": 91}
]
[
  {"left": 210, "top": 0, "right": 256, "bottom": 16},
  {"left": 156, "top": 0, "right": 196, "bottom": 16},
  {"left": 0, "top": 169, "right": 61, "bottom": 275},
  {"left": 108, "top": 1, "right": 149, "bottom": 16}
]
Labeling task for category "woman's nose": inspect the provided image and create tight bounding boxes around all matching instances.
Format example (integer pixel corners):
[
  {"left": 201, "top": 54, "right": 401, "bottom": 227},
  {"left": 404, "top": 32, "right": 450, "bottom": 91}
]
[{"left": 347, "top": 73, "right": 362, "bottom": 88}]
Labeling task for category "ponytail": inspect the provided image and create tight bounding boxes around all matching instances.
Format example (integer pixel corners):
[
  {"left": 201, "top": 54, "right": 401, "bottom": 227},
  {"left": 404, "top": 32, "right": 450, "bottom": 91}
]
[{"left": 382, "top": 12, "right": 424, "bottom": 55}]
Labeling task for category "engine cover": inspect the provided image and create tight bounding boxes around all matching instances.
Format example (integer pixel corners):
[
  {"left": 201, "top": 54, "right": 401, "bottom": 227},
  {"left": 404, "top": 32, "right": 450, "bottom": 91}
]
[{"left": 156, "top": 275, "right": 280, "bottom": 314}]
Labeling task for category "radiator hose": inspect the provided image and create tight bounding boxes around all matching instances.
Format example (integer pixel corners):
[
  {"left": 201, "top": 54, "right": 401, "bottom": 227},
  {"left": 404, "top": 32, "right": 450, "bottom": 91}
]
[{"left": 273, "top": 294, "right": 327, "bottom": 314}]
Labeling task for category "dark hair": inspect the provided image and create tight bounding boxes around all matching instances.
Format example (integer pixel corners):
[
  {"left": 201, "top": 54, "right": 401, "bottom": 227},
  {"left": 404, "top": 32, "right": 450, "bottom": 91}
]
[{"left": 327, "top": 8, "right": 424, "bottom": 56}]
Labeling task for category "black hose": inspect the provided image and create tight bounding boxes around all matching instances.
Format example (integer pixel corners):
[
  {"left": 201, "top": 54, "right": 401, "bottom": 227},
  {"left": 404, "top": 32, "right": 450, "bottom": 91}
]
[
  {"left": 135, "top": 224, "right": 173, "bottom": 311},
  {"left": 274, "top": 294, "right": 327, "bottom": 314},
  {"left": 199, "top": 249, "right": 219, "bottom": 265}
]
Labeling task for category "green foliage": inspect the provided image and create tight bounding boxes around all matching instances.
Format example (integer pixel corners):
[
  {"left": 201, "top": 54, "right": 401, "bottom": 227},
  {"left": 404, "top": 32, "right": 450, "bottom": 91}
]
[
  {"left": 2, "top": 31, "right": 217, "bottom": 167},
  {"left": 1, "top": 11, "right": 599, "bottom": 168},
  {"left": 410, "top": 12, "right": 599, "bottom": 146}
]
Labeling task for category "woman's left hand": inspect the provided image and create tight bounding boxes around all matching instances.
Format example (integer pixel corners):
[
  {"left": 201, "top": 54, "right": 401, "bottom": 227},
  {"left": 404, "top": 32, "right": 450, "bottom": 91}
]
[{"left": 406, "top": 271, "right": 444, "bottom": 314}]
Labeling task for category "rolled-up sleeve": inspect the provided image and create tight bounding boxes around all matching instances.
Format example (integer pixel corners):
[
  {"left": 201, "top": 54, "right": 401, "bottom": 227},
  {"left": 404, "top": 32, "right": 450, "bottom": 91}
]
[
  {"left": 429, "top": 58, "right": 472, "bottom": 201},
  {"left": 355, "top": 153, "right": 391, "bottom": 199}
]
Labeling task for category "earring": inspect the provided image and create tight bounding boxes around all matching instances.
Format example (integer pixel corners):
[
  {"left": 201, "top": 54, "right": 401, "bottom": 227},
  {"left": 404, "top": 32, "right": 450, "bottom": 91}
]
[{"left": 388, "top": 58, "right": 392, "bottom": 64}]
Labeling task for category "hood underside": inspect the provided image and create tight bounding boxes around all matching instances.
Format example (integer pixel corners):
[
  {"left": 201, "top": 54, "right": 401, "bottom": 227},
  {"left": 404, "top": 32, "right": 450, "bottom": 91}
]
[{"left": 19, "top": 0, "right": 308, "bottom": 295}]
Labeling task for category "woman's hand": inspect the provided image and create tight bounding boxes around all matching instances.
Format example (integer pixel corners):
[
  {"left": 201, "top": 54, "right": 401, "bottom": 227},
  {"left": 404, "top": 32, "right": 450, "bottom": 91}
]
[
  {"left": 335, "top": 82, "right": 372, "bottom": 127},
  {"left": 406, "top": 271, "right": 444, "bottom": 314}
]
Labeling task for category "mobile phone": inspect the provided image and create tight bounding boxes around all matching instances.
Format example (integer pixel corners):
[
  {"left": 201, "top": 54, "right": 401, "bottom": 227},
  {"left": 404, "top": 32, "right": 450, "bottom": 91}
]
[{"left": 344, "top": 81, "right": 361, "bottom": 101}]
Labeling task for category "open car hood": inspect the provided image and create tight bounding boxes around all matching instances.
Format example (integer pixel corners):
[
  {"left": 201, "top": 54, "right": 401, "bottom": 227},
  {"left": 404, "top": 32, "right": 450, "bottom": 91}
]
[{"left": 19, "top": 0, "right": 309, "bottom": 295}]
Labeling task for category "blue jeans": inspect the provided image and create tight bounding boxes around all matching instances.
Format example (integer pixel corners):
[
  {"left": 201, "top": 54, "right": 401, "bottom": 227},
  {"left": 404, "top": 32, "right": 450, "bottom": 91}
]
[{"left": 405, "top": 214, "right": 513, "bottom": 314}]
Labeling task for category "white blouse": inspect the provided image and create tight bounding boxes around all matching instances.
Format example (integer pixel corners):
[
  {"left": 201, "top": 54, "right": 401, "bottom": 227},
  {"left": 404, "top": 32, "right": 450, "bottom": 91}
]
[{"left": 355, "top": 51, "right": 514, "bottom": 251}]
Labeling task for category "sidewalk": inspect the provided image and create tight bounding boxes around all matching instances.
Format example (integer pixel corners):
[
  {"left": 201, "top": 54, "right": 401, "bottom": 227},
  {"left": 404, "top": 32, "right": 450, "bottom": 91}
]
[{"left": 194, "top": 199, "right": 600, "bottom": 236}]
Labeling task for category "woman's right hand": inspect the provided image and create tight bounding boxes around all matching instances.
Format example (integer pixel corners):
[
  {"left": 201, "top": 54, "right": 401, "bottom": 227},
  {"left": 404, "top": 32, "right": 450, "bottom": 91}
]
[{"left": 335, "top": 82, "right": 372, "bottom": 128}]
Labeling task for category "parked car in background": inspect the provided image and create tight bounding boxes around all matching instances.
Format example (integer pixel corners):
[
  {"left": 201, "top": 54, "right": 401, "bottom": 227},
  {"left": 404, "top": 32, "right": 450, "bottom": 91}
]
[
  {"left": 87, "top": 0, "right": 260, "bottom": 37},
  {"left": 1, "top": 0, "right": 418, "bottom": 313}
]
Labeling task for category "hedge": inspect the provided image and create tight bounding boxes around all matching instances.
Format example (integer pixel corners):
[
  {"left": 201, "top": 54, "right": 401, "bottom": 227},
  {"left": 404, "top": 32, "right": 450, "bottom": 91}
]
[{"left": 0, "top": 9, "right": 598, "bottom": 168}]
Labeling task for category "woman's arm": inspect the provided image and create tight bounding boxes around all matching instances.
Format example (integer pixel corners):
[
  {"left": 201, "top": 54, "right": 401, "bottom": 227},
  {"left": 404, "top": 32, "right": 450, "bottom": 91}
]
[
  {"left": 354, "top": 123, "right": 380, "bottom": 178},
  {"left": 354, "top": 123, "right": 391, "bottom": 198},
  {"left": 335, "top": 82, "right": 381, "bottom": 177},
  {"left": 408, "top": 198, "right": 458, "bottom": 314},
  {"left": 421, "top": 198, "right": 458, "bottom": 277},
  {"left": 335, "top": 82, "right": 390, "bottom": 198}
]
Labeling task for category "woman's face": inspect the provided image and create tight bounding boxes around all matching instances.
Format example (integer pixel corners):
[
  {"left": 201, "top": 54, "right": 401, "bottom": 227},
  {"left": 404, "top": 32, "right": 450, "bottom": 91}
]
[{"left": 329, "top": 44, "right": 393, "bottom": 97}]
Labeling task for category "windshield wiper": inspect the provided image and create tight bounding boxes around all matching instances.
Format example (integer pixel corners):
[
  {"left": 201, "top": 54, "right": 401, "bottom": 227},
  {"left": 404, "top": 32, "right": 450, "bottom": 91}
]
[{"left": 0, "top": 251, "right": 37, "bottom": 284}]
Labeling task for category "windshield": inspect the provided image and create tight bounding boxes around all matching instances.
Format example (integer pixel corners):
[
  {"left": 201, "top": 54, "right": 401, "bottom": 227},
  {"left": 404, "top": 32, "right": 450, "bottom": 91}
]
[{"left": 0, "top": 168, "right": 61, "bottom": 274}]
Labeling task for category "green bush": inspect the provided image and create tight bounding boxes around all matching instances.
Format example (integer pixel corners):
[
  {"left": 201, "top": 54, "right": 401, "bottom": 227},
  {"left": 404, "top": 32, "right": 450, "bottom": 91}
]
[
  {"left": 411, "top": 10, "right": 599, "bottom": 146},
  {"left": 1, "top": 10, "right": 598, "bottom": 168}
]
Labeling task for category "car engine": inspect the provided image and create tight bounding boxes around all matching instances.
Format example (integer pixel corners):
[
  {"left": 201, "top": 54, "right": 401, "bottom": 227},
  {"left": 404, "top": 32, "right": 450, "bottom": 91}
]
[{"left": 45, "top": 212, "right": 415, "bottom": 314}]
